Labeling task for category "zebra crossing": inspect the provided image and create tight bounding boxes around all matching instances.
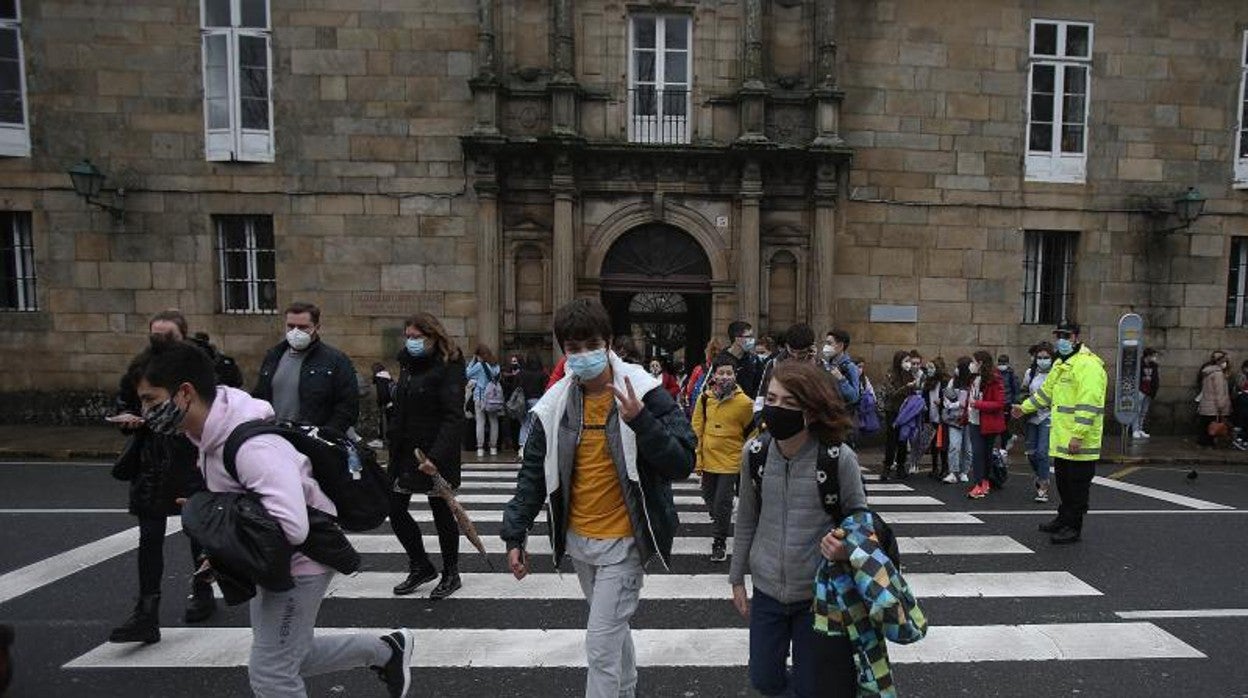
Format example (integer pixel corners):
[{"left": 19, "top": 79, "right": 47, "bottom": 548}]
[{"left": 63, "top": 459, "right": 1208, "bottom": 689}]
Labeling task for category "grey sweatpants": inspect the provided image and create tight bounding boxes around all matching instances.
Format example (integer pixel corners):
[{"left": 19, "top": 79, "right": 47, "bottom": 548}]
[
  {"left": 567, "top": 532, "right": 645, "bottom": 698},
  {"left": 248, "top": 572, "right": 390, "bottom": 697}
]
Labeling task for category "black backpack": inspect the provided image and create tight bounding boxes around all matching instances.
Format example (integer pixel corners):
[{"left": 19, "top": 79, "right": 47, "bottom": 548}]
[
  {"left": 224, "top": 420, "right": 390, "bottom": 532},
  {"left": 747, "top": 432, "right": 902, "bottom": 568}
]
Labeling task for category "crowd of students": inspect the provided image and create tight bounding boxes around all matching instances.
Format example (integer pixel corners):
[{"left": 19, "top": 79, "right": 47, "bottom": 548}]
[{"left": 99, "top": 296, "right": 1248, "bottom": 697}]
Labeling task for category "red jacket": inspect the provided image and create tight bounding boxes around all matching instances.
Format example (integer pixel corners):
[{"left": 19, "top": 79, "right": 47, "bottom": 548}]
[
  {"left": 973, "top": 373, "right": 1007, "bottom": 435},
  {"left": 546, "top": 357, "right": 566, "bottom": 389}
]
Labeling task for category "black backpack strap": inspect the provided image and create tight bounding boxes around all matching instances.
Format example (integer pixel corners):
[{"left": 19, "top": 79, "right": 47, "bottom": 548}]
[
  {"left": 814, "top": 441, "right": 845, "bottom": 522},
  {"left": 746, "top": 432, "right": 771, "bottom": 513},
  {"left": 222, "top": 419, "right": 285, "bottom": 485}
]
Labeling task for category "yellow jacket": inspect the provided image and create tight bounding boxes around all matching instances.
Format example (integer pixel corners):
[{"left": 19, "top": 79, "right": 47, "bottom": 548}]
[
  {"left": 692, "top": 386, "right": 755, "bottom": 474},
  {"left": 1019, "top": 345, "right": 1107, "bottom": 461}
]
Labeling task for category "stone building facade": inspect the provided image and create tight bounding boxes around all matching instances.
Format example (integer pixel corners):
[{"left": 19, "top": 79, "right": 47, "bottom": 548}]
[{"left": 1, "top": 0, "right": 1247, "bottom": 432}]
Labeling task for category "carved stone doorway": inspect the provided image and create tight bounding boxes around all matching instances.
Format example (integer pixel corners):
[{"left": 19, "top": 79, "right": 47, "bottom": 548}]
[{"left": 599, "top": 224, "right": 713, "bottom": 369}]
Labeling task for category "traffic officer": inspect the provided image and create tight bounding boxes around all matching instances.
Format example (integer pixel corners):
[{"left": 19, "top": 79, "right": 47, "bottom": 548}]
[{"left": 1013, "top": 322, "right": 1107, "bottom": 544}]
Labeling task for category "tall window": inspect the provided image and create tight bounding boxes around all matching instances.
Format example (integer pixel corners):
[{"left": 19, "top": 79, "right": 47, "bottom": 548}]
[
  {"left": 0, "top": 0, "right": 29, "bottom": 157},
  {"left": 1022, "top": 230, "right": 1076, "bottom": 324},
  {"left": 1229, "top": 237, "right": 1248, "bottom": 327},
  {"left": 1236, "top": 32, "right": 1248, "bottom": 186},
  {"left": 0, "top": 211, "right": 35, "bottom": 311},
  {"left": 629, "top": 15, "right": 691, "bottom": 144},
  {"left": 202, "top": 0, "right": 273, "bottom": 162},
  {"left": 215, "top": 215, "right": 276, "bottom": 314},
  {"left": 1026, "top": 20, "right": 1092, "bottom": 183}
]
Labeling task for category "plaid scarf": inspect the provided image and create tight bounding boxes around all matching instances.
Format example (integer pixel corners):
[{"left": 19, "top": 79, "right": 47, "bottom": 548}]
[{"left": 813, "top": 511, "right": 928, "bottom": 697}]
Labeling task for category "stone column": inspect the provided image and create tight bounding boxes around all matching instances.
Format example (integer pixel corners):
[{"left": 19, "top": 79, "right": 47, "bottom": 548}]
[
  {"left": 810, "top": 161, "right": 838, "bottom": 333},
  {"left": 550, "top": 0, "right": 578, "bottom": 136},
  {"left": 738, "top": 160, "right": 763, "bottom": 329},
  {"left": 470, "top": 0, "right": 500, "bottom": 135},
  {"left": 737, "top": 0, "right": 768, "bottom": 143},
  {"left": 552, "top": 155, "right": 576, "bottom": 310},
  {"left": 812, "top": 0, "right": 843, "bottom": 147},
  {"left": 475, "top": 156, "right": 501, "bottom": 350}
]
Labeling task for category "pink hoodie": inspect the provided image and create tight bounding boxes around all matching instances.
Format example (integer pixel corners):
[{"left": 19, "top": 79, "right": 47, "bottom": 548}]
[{"left": 189, "top": 386, "right": 335, "bottom": 577}]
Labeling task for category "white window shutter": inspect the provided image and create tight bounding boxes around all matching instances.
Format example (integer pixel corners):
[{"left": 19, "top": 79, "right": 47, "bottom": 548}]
[
  {"left": 202, "top": 30, "right": 234, "bottom": 161},
  {"left": 0, "top": 24, "right": 30, "bottom": 157},
  {"left": 235, "top": 32, "right": 274, "bottom": 162}
]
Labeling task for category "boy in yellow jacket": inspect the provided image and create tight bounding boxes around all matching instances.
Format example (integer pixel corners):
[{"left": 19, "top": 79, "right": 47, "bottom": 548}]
[{"left": 693, "top": 356, "right": 756, "bottom": 561}]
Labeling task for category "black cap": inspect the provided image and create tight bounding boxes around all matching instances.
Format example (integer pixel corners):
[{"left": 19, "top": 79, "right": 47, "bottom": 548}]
[{"left": 1053, "top": 322, "right": 1080, "bottom": 336}]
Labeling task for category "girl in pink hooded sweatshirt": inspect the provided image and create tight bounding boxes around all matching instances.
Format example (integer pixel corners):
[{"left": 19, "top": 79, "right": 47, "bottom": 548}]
[{"left": 131, "top": 340, "right": 414, "bottom": 698}]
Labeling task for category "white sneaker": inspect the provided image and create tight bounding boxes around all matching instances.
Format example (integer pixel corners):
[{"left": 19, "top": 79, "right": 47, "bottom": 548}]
[
  {"left": 476, "top": 448, "right": 485, "bottom": 458},
  {"left": 490, "top": 447, "right": 498, "bottom": 456},
  {"left": 958, "top": 473, "right": 969, "bottom": 483},
  {"left": 941, "top": 473, "right": 958, "bottom": 484},
  {"left": 1132, "top": 430, "right": 1147, "bottom": 439}
]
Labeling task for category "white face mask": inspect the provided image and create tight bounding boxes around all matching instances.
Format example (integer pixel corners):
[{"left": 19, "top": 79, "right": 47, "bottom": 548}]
[
  {"left": 968, "top": 362, "right": 980, "bottom": 374},
  {"left": 286, "top": 328, "right": 313, "bottom": 351},
  {"left": 821, "top": 344, "right": 835, "bottom": 359}
]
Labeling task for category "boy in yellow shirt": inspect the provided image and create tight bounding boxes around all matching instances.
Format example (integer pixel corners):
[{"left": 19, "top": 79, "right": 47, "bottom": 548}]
[{"left": 693, "top": 356, "right": 756, "bottom": 561}]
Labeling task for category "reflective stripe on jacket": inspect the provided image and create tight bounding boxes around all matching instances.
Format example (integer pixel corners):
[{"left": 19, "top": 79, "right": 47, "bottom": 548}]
[{"left": 1019, "top": 345, "right": 1106, "bottom": 461}]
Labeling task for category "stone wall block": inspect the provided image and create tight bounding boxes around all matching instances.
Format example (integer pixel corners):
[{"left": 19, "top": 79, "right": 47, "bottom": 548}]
[
  {"left": 832, "top": 275, "right": 881, "bottom": 300},
  {"left": 380, "top": 264, "right": 426, "bottom": 291},
  {"left": 291, "top": 49, "right": 368, "bottom": 75},
  {"left": 99, "top": 262, "right": 152, "bottom": 290},
  {"left": 1188, "top": 234, "right": 1225, "bottom": 258},
  {"left": 425, "top": 265, "right": 475, "bottom": 293},
  {"left": 919, "top": 277, "right": 968, "bottom": 302}
]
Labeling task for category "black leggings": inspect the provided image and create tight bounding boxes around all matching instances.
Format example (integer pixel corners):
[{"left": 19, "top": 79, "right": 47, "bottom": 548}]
[
  {"left": 389, "top": 492, "right": 460, "bottom": 571},
  {"left": 137, "top": 514, "right": 203, "bottom": 596}
]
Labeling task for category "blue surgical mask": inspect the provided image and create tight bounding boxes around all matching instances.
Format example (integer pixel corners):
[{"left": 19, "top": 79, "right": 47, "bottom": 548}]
[
  {"left": 405, "top": 337, "right": 426, "bottom": 357},
  {"left": 1036, "top": 358, "right": 1053, "bottom": 371},
  {"left": 566, "top": 348, "right": 609, "bottom": 381},
  {"left": 740, "top": 337, "right": 756, "bottom": 353},
  {"left": 1056, "top": 338, "right": 1074, "bottom": 356}
]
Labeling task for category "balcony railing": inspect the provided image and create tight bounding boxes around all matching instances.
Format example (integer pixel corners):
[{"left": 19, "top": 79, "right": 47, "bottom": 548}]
[{"left": 628, "top": 87, "right": 690, "bottom": 145}]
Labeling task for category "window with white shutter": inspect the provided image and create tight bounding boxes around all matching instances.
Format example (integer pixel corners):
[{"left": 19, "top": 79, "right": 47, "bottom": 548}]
[
  {"left": 0, "top": 1, "right": 30, "bottom": 158},
  {"left": 1025, "top": 20, "right": 1092, "bottom": 183},
  {"left": 202, "top": 0, "right": 273, "bottom": 163},
  {"left": 1235, "top": 32, "right": 1248, "bottom": 186}
]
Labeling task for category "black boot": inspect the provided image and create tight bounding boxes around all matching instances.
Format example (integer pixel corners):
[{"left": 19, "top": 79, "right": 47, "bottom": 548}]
[
  {"left": 108, "top": 594, "right": 160, "bottom": 644},
  {"left": 430, "top": 569, "right": 462, "bottom": 600},
  {"left": 392, "top": 561, "right": 438, "bottom": 596},
  {"left": 1038, "top": 517, "right": 1063, "bottom": 533},
  {"left": 183, "top": 578, "right": 217, "bottom": 624}
]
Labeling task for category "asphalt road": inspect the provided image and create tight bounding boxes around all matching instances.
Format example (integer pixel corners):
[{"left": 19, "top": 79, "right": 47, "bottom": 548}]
[{"left": 1, "top": 457, "right": 1247, "bottom": 697}]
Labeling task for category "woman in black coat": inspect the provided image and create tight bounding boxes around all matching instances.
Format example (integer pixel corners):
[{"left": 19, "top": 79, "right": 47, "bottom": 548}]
[
  {"left": 108, "top": 311, "right": 215, "bottom": 645},
  {"left": 377, "top": 312, "right": 467, "bottom": 599}
]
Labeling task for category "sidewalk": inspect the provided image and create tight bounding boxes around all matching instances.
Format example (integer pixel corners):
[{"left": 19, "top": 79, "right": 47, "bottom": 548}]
[{"left": 0, "top": 423, "right": 1246, "bottom": 466}]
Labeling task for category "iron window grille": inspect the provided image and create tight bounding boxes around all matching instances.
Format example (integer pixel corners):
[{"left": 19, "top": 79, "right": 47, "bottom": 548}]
[
  {"left": 1022, "top": 230, "right": 1076, "bottom": 325},
  {"left": 1228, "top": 237, "right": 1248, "bottom": 327},
  {"left": 215, "top": 214, "right": 276, "bottom": 314},
  {"left": 0, "top": 210, "right": 34, "bottom": 311}
]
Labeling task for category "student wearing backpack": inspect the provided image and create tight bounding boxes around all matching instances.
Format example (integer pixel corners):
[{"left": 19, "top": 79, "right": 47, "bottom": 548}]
[
  {"left": 923, "top": 358, "right": 949, "bottom": 480},
  {"left": 382, "top": 314, "right": 469, "bottom": 600},
  {"left": 692, "top": 356, "right": 755, "bottom": 562},
  {"left": 501, "top": 298, "right": 695, "bottom": 698},
  {"left": 730, "top": 360, "right": 863, "bottom": 697},
  {"left": 881, "top": 350, "right": 921, "bottom": 479},
  {"left": 467, "top": 344, "right": 503, "bottom": 457},
  {"left": 941, "top": 357, "right": 974, "bottom": 484},
  {"left": 821, "top": 329, "right": 861, "bottom": 435},
  {"left": 1022, "top": 342, "right": 1055, "bottom": 503},
  {"left": 131, "top": 341, "right": 415, "bottom": 698},
  {"left": 107, "top": 311, "right": 217, "bottom": 645},
  {"left": 966, "top": 350, "right": 1007, "bottom": 499}
]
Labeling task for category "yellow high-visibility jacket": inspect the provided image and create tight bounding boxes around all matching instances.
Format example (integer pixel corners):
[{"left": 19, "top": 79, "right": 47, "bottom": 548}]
[
  {"left": 1019, "top": 345, "right": 1107, "bottom": 461},
  {"left": 692, "top": 386, "right": 755, "bottom": 474}
]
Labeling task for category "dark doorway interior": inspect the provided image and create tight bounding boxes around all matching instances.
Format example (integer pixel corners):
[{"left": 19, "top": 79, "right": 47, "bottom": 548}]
[{"left": 599, "top": 224, "right": 713, "bottom": 369}]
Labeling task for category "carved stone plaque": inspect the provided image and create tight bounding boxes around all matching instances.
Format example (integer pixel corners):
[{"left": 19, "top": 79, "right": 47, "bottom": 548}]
[{"left": 353, "top": 292, "right": 444, "bottom": 317}]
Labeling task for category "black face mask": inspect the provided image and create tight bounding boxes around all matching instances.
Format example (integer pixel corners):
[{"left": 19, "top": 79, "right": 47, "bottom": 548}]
[{"left": 762, "top": 404, "right": 806, "bottom": 440}]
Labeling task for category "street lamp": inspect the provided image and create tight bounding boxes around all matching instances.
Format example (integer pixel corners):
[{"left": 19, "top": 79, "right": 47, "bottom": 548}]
[
  {"left": 67, "top": 159, "right": 124, "bottom": 221},
  {"left": 1150, "top": 186, "right": 1205, "bottom": 233}
]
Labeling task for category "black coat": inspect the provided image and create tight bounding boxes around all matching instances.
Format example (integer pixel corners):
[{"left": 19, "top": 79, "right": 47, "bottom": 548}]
[
  {"left": 114, "top": 373, "right": 203, "bottom": 518},
  {"left": 252, "top": 339, "right": 359, "bottom": 433},
  {"left": 384, "top": 350, "right": 467, "bottom": 492}
]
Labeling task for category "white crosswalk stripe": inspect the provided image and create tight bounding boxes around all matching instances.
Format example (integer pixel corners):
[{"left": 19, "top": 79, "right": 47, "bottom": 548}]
[{"left": 60, "top": 462, "right": 1210, "bottom": 680}]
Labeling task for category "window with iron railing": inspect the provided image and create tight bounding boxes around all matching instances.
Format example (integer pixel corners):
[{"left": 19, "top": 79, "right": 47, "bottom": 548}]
[
  {"left": 215, "top": 214, "right": 276, "bottom": 314},
  {"left": 1022, "top": 230, "right": 1077, "bottom": 325},
  {"left": 629, "top": 15, "right": 691, "bottom": 144},
  {"left": 1228, "top": 237, "right": 1248, "bottom": 327},
  {"left": 0, "top": 211, "right": 34, "bottom": 311}
]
